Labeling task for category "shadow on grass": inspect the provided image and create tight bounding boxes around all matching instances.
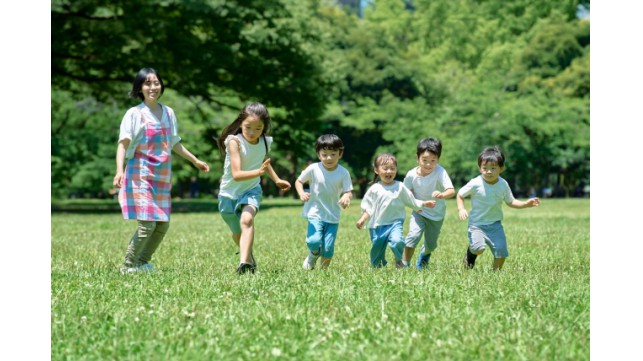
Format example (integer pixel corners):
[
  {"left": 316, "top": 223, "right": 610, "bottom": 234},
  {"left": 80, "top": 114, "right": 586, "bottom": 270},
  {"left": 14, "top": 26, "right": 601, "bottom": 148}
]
[{"left": 51, "top": 198, "right": 301, "bottom": 214}]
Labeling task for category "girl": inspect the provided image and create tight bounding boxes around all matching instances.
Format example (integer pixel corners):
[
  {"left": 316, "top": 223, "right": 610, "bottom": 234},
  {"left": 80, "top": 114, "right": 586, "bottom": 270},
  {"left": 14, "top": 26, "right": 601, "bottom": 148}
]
[
  {"left": 114, "top": 67, "right": 210, "bottom": 274},
  {"left": 216, "top": 102, "right": 291, "bottom": 274},
  {"left": 356, "top": 153, "right": 436, "bottom": 268}
]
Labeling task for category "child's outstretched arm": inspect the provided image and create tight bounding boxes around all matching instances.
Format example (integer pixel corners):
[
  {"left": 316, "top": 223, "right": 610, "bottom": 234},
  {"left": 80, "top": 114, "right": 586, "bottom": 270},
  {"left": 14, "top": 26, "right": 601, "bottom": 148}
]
[
  {"left": 456, "top": 193, "right": 469, "bottom": 220},
  {"left": 356, "top": 211, "right": 370, "bottom": 230},
  {"left": 507, "top": 197, "right": 541, "bottom": 209},
  {"left": 172, "top": 143, "right": 210, "bottom": 172},
  {"left": 432, "top": 188, "right": 455, "bottom": 199},
  {"left": 338, "top": 191, "right": 352, "bottom": 209},
  {"left": 265, "top": 160, "right": 292, "bottom": 191},
  {"left": 295, "top": 179, "right": 310, "bottom": 202}
]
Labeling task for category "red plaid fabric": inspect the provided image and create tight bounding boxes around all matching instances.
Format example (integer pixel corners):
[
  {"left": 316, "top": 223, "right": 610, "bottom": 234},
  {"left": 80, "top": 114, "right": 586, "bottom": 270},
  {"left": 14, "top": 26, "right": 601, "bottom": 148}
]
[{"left": 119, "top": 106, "right": 172, "bottom": 221}]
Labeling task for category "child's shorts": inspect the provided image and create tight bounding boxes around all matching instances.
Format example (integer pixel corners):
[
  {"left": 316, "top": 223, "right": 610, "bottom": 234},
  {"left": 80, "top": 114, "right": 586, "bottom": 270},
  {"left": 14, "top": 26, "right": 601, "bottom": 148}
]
[
  {"left": 218, "top": 186, "right": 262, "bottom": 234},
  {"left": 404, "top": 213, "right": 444, "bottom": 250},
  {"left": 467, "top": 221, "right": 509, "bottom": 258}
]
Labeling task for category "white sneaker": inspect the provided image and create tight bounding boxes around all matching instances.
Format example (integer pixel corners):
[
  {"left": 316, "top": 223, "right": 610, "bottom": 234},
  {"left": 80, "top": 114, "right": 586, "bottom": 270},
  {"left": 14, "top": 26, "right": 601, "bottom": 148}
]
[
  {"left": 302, "top": 253, "right": 320, "bottom": 270},
  {"left": 120, "top": 263, "right": 157, "bottom": 274}
]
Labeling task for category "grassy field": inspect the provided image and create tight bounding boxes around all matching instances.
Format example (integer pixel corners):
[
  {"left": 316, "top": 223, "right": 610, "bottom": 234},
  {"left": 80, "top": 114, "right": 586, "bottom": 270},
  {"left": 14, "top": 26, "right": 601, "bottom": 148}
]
[{"left": 51, "top": 198, "right": 589, "bottom": 360}]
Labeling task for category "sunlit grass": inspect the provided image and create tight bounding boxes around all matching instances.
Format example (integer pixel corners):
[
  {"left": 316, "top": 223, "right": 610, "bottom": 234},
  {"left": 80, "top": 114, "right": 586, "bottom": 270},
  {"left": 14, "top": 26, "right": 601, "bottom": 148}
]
[{"left": 52, "top": 198, "right": 589, "bottom": 360}]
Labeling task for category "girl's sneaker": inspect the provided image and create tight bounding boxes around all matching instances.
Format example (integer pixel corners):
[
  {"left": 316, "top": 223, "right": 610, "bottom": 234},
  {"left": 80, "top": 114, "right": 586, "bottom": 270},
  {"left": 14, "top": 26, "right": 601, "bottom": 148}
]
[{"left": 236, "top": 262, "right": 256, "bottom": 274}]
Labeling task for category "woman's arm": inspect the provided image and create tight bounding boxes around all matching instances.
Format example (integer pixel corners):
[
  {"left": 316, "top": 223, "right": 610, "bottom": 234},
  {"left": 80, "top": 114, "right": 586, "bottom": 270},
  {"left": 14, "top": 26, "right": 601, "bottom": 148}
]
[
  {"left": 172, "top": 143, "right": 210, "bottom": 172},
  {"left": 113, "top": 139, "right": 130, "bottom": 188}
]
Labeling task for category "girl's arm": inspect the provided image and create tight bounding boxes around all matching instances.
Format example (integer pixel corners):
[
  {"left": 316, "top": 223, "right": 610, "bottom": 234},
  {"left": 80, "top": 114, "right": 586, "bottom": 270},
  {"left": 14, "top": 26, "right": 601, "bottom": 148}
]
[
  {"left": 113, "top": 139, "right": 130, "bottom": 188},
  {"left": 172, "top": 143, "right": 210, "bottom": 172},
  {"left": 265, "top": 161, "right": 292, "bottom": 191},
  {"left": 227, "top": 138, "right": 268, "bottom": 181},
  {"left": 456, "top": 193, "right": 468, "bottom": 220},
  {"left": 356, "top": 211, "right": 370, "bottom": 230},
  {"left": 432, "top": 188, "right": 455, "bottom": 199},
  {"left": 507, "top": 197, "right": 540, "bottom": 209}
]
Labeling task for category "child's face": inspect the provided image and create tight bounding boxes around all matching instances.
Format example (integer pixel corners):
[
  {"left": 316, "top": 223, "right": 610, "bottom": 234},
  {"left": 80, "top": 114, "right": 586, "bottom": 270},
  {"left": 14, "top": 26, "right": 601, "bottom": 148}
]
[
  {"left": 375, "top": 161, "right": 397, "bottom": 186},
  {"left": 240, "top": 116, "right": 265, "bottom": 144},
  {"left": 141, "top": 74, "right": 162, "bottom": 103},
  {"left": 417, "top": 151, "right": 439, "bottom": 176},
  {"left": 478, "top": 161, "right": 503, "bottom": 184},
  {"left": 317, "top": 149, "right": 342, "bottom": 171}
]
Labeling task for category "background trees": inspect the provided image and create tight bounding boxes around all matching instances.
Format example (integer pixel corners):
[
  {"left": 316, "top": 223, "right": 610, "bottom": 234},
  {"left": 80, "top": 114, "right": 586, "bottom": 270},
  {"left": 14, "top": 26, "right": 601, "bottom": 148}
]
[{"left": 51, "top": 0, "right": 590, "bottom": 199}]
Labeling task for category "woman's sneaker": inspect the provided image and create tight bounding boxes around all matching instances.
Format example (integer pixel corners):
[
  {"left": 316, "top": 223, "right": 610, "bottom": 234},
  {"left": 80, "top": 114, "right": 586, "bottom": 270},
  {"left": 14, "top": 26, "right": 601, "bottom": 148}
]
[
  {"left": 236, "top": 262, "right": 256, "bottom": 274},
  {"left": 302, "top": 253, "right": 320, "bottom": 270}
]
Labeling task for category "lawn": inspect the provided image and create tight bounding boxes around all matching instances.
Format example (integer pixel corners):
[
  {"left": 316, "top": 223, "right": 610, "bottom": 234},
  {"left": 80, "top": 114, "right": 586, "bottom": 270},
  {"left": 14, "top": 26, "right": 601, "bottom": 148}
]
[{"left": 51, "top": 198, "right": 589, "bottom": 360}]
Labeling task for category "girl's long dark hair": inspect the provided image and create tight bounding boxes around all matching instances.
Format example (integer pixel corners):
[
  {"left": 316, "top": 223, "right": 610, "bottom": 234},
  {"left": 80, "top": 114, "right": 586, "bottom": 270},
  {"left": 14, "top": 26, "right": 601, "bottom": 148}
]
[{"left": 216, "top": 102, "right": 272, "bottom": 158}]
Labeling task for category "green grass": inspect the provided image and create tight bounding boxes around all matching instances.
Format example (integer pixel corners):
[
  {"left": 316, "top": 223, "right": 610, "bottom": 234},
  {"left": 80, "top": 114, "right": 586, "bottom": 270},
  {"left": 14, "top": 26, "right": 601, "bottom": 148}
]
[{"left": 51, "top": 198, "right": 589, "bottom": 360}]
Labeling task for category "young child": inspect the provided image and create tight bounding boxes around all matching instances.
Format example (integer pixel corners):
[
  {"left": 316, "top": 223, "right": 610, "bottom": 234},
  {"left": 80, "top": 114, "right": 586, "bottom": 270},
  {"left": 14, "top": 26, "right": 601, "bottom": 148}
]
[
  {"left": 401, "top": 138, "right": 455, "bottom": 270},
  {"left": 295, "top": 134, "right": 353, "bottom": 270},
  {"left": 113, "top": 67, "right": 210, "bottom": 274},
  {"left": 356, "top": 153, "right": 436, "bottom": 268},
  {"left": 216, "top": 102, "right": 291, "bottom": 274},
  {"left": 457, "top": 146, "right": 540, "bottom": 271}
]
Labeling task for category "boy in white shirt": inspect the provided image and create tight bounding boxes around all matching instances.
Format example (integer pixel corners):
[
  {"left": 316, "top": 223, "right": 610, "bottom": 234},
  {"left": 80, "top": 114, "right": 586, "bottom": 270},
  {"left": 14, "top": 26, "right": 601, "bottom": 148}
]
[
  {"left": 295, "top": 135, "right": 353, "bottom": 270},
  {"left": 457, "top": 146, "right": 540, "bottom": 271},
  {"left": 402, "top": 138, "right": 455, "bottom": 269}
]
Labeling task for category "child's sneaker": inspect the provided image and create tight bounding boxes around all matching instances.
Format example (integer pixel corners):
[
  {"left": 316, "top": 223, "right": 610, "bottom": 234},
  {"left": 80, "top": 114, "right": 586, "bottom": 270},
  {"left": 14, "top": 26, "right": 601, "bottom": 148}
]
[
  {"left": 416, "top": 253, "right": 431, "bottom": 270},
  {"left": 395, "top": 259, "right": 406, "bottom": 269},
  {"left": 302, "top": 253, "right": 320, "bottom": 270}
]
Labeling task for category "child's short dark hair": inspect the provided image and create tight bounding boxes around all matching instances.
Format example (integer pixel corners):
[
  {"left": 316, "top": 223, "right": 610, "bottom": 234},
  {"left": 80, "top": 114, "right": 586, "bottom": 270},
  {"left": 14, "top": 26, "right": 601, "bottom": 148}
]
[
  {"left": 417, "top": 138, "right": 442, "bottom": 158},
  {"left": 129, "top": 68, "right": 165, "bottom": 100},
  {"left": 478, "top": 146, "right": 505, "bottom": 167},
  {"left": 315, "top": 134, "right": 344, "bottom": 154}
]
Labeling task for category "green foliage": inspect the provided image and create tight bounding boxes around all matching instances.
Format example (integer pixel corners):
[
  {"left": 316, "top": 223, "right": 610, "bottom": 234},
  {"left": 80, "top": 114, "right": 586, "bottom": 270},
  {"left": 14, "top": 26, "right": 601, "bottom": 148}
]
[
  {"left": 51, "top": 198, "right": 590, "bottom": 360},
  {"left": 51, "top": 0, "right": 590, "bottom": 199}
]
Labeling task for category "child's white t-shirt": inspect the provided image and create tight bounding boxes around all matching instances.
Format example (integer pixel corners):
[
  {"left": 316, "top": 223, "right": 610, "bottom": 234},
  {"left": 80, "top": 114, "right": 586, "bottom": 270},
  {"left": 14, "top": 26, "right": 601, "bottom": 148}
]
[
  {"left": 118, "top": 103, "right": 181, "bottom": 160},
  {"left": 403, "top": 165, "right": 454, "bottom": 221},
  {"left": 458, "top": 175, "right": 515, "bottom": 226},
  {"left": 297, "top": 163, "right": 353, "bottom": 224},
  {"left": 360, "top": 181, "right": 424, "bottom": 228},
  {"left": 219, "top": 134, "right": 272, "bottom": 199}
]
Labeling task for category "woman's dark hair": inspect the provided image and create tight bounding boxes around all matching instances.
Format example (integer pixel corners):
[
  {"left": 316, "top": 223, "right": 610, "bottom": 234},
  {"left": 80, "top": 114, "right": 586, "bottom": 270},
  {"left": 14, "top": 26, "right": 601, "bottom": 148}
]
[
  {"left": 129, "top": 67, "right": 165, "bottom": 100},
  {"left": 216, "top": 102, "right": 272, "bottom": 158}
]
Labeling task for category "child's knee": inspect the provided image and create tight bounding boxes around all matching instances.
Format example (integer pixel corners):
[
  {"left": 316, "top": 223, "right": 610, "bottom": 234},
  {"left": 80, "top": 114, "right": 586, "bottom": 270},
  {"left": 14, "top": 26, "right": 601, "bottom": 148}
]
[
  {"left": 239, "top": 213, "right": 254, "bottom": 228},
  {"left": 469, "top": 245, "right": 485, "bottom": 255}
]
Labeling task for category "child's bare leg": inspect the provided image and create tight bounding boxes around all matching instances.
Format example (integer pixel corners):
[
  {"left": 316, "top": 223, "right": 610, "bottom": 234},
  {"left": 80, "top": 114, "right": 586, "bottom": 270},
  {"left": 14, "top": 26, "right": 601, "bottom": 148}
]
[
  {"left": 320, "top": 257, "right": 332, "bottom": 269},
  {"left": 238, "top": 206, "right": 257, "bottom": 264},
  {"left": 402, "top": 246, "right": 415, "bottom": 263},
  {"left": 492, "top": 257, "right": 505, "bottom": 271}
]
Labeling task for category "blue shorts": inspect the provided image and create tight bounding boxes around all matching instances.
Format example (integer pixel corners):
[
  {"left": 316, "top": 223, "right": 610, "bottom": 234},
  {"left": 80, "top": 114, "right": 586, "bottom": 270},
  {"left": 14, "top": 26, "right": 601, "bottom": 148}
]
[
  {"left": 218, "top": 186, "right": 262, "bottom": 234},
  {"left": 467, "top": 221, "right": 508, "bottom": 258},
  {"left": 305, "top": 219, "right": 339, "bottom": 258}
]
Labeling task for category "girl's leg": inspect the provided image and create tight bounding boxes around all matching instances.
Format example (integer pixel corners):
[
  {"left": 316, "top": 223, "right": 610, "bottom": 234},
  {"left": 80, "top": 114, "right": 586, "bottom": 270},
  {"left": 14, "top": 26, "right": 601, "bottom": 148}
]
[
  {"left": 369, "top": 228, "right": 388, "bottom": 267},
  {"left": 124, "top": 221, "right": 155, "bottom": 268},
  {"left": 238, "top": 205, "right": 257, "bottom": 265},
  {"left": 139, "top": 221, "right": 170, "bottom": 264},
  {"left": 319, "top": 257, "right": 332, "bottom": 269},
  {"left": 387, "top": 222, "right": 405, "bottom": 267}
]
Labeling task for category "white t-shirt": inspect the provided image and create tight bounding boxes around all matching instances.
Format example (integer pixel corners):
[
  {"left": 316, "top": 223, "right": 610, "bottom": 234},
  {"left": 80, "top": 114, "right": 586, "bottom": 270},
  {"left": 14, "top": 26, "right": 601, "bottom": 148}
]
[
  {"left": 458, "top": 175, "right": 515, "bottom": 226},
  {"left": 297, "top": 163, "right": 353, "bottom": 224},
  {"left": 360, "top": 181, "right": 424, "bottom": 228},
  {"left": 118, "top": 103, "right": 181, "bottom": 160},
  {"left": 219, "top": 134, "right": 272, "bottom": 199},
  {"left": 403, "top": 165, "right": 454, "bottom": 221}
]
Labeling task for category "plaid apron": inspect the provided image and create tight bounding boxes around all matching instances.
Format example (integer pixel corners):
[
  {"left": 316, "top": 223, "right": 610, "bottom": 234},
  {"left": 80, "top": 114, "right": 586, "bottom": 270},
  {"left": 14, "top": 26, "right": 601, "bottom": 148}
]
[{"left": 119, "top": 106, "right": 172, "bottom": 221}]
